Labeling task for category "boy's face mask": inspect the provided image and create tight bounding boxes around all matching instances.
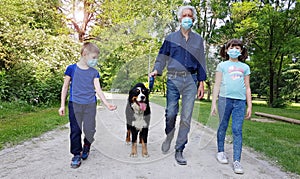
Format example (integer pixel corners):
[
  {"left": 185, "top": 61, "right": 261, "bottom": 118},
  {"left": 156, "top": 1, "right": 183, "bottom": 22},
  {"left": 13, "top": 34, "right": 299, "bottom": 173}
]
[
  {"left": 87, "top": 59, "right": 98, "bottom": 67},
  {"left": 227, "top": 48, "right": 241, "bottom": 59},
  {"left": 181, "top": 17, "right": 193, "bottom": 30}
]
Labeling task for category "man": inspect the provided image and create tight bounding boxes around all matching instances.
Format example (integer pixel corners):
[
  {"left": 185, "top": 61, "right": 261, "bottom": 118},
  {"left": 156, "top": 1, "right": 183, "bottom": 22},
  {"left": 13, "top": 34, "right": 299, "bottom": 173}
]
[{"left": 149, "top": 5, "right": 206, "bottom": 165}]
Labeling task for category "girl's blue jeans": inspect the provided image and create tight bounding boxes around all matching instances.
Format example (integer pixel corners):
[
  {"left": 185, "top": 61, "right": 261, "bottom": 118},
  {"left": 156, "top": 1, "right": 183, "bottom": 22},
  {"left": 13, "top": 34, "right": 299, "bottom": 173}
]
[
  {"left": 217, "top": 96, "right": 246, "bottom": 162},
  {"left": 165, "top": 73, "right": 197, "bottom": 151}
]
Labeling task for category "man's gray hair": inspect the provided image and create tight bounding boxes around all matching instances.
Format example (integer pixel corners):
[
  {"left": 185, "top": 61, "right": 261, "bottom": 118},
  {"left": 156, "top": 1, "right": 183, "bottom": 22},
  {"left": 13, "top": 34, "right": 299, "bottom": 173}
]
[{"left": 177, "top": 5, "right": 197, "bottom": 22}]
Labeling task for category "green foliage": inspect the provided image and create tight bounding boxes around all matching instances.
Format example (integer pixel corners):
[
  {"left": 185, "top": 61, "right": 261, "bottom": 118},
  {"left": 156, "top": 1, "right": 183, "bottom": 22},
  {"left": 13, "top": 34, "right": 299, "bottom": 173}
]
[
  {"left": 0, "top": 33, "right": 80, "bottom": 105},
  {"left": 1, "top": 0, "right": 300, "bottom": 108},
  {"left": 281, "top": 60, "right": 300, "bottom": 102},
  {"left": 206, "top": 0, "right": 300, "bottom": 106},
  {"left": 0, "top": 0, "right": 80, "bottom": 105},
  {"left": 231, "top": 1, "right": 300, "bottom": 107},
  {"left": 0, "top": 70, "right": 9, "bottom": 99},
  {"left": 91, "top": 0, "right": 183, "bottom": 91}
]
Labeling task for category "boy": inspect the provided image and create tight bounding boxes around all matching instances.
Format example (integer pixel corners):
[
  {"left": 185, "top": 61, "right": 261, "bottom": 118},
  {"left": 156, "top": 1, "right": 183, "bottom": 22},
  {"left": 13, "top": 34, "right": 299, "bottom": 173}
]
[{"left": 59, "top": 42, "right": 116, "bottom": 168}]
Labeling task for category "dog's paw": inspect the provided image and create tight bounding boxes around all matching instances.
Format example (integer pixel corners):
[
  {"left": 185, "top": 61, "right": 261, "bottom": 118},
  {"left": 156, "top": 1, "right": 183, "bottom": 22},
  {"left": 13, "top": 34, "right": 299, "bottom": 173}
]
[
  {"left": 130, "top": 153, "right": 138, "bottom": 158},
  {"left": 125, "top": 142, "right": 131, "bottom": 145}
]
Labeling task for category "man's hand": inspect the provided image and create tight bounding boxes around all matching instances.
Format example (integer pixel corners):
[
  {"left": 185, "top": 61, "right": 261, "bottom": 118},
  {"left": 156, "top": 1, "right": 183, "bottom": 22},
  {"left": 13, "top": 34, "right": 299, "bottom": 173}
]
[
  {"left": 149, "top": 70, "right": 158, "bottom": 78},
  {"left": 197, "top": 81, "right": 205, "bottom": 99}
]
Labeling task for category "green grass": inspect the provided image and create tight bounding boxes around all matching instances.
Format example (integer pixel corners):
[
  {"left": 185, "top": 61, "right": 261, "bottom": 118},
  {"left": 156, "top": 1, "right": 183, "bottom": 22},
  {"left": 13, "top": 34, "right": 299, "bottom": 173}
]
[
  {"left": 0, "top": 101, "right": 68, "bottom": 150},
  {"left": 150, "top": 94, "right": 300, "bottom": 175}
]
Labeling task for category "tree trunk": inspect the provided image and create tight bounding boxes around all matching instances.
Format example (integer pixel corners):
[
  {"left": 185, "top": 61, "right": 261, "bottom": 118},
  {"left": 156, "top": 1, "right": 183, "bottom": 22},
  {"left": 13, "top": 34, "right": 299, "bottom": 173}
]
[
  {"left": 206, "top": 81, "right": 211, "bottom": 100},
  {"left": 275, "top": 53, "right": 284, "bottom": 99},
  {"left": 70, "top": 0, "right": 94, "bottom": 42},
  {"left": 268, "top": 24, "right": 275, "bottom": 107},
  {"left": 269, "top": 58, "right": 274, "bottom": 107}
]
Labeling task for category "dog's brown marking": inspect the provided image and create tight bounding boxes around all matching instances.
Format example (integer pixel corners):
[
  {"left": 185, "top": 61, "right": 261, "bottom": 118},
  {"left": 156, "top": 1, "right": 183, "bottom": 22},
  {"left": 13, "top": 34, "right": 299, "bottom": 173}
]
[
  {"left": 141, "top": 138, "right": 149, "bottom": 158},
  {"left": 130, "top": 143, "right": 138, "bottom": 157},
  {"left": 126, "top": 129, "right": 131, "bottom": 144},
  {"left": 132, "top": 96, "right": 137, "bottom": 102}
]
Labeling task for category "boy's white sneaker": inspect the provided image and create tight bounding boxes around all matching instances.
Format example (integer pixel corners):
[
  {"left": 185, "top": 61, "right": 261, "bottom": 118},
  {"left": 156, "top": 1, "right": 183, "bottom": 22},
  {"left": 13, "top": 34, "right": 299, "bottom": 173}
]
[
  {"left": 216, "top": 152, "right": 228, "bottom": 164},
  {"left": 233, "top": 161, "right": 244, "bottom": 174}
]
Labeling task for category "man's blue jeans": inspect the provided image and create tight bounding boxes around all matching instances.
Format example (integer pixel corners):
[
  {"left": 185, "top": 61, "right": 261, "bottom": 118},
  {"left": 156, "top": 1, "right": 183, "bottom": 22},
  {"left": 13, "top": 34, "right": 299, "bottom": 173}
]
[
  {"left": 165, "top": 73, "right": 197, "bottom": 151},
  {"left": 217, "top": 96, "right": 246, "bottom": 162}
]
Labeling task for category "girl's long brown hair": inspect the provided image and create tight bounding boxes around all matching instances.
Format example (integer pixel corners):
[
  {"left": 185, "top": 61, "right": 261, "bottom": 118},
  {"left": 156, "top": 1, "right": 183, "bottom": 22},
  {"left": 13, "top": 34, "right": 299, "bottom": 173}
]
[{"left": 220, "top": 39, "right": 248, "bottom": 62}]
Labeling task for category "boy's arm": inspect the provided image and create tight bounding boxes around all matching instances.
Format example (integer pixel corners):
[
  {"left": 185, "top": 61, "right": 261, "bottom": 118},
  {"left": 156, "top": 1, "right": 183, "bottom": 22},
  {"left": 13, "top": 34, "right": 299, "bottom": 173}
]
[
  {"left": 211, "top": 72, "right": 222, "bottom": 116},
  {"left": 244, "top": 75, "right": 252, "bottom": 119},
  {"left": 58, "top": 76, "right": 71, "bottom": 116},
  {"left": 94, "top": 78, "right": 116, "bottom": 111}
]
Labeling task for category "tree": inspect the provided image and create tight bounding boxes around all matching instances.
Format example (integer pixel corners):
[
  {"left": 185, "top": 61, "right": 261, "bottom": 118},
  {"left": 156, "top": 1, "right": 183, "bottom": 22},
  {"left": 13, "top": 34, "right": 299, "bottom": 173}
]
[
  {"left": 230, "top": 0, "right": 300, "bottom": 107},
  {"left": 205, "top": 0, "right": 300, "bottom": 107},
  {"left": 188, "top": 0, "right": 232, "bottom": 100},
  {"left": 0, "top": 0, "right": 79, "bottom": 104},
  {"left": 89, "top": 0, "right": 182, "bottom": 91},
  {"left": 60, "top": 0, "right": 102, "bottom": 42}
]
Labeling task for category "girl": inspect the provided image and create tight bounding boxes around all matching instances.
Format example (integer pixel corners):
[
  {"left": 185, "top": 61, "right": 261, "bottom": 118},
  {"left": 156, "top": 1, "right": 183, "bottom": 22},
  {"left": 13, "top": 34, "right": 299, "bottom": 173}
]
[{"left": 211, "top": 39, "right": 252, "bottom": 174}]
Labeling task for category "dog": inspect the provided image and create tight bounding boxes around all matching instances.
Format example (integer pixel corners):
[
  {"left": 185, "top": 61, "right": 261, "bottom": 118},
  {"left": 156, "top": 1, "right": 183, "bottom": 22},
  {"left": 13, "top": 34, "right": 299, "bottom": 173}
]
[{"left": 125, "top": 83, "right": 151, "bottom": 157}]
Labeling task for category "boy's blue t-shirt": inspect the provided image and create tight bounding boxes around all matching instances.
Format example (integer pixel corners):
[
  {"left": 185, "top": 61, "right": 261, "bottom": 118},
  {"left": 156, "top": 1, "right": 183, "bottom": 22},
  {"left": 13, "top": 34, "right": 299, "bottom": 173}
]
[
  {"left": 65, "top": 64, "right": 100, "bottom": 104},
  {"left": 216, "top": 61, "right": 250, "bottom": 100}
]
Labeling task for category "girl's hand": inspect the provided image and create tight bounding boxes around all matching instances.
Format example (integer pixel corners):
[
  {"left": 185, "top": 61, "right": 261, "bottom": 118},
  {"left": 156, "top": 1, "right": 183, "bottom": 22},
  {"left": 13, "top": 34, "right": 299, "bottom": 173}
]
[
  {"left": 210, "top": 104, "right": 217, "bottom": 116},
  {"left": 245, "top": 107, "right": 252, "bottom": 120}
]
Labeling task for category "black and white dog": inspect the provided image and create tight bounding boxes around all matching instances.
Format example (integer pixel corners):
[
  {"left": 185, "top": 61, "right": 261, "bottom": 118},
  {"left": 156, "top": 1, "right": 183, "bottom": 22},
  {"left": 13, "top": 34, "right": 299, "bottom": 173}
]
[{"left": 125, "top": 83, "right": 151, "bottom": 157}]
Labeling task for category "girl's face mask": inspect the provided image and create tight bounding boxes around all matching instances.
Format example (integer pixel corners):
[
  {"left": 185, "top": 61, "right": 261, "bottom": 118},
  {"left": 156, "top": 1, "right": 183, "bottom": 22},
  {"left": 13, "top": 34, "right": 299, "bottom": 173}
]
[{"left": 227, "top": 48, "right": 241, "bottom": 59}]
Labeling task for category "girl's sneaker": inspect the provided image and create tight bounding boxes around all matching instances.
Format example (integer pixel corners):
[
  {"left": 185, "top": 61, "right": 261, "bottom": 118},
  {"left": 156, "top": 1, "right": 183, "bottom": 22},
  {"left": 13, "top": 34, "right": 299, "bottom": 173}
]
[
  {"left": 81, "top": 144, "right": 90, "bottom": 160},
  {"left": 216, "top": 152, "right": 228, "bottom": 164},
  {"left": 71, "top": 155, "right": 81, "bottom": 168},
  {"left": 233, "top": 161, "right": 244, "bottom": 174}
]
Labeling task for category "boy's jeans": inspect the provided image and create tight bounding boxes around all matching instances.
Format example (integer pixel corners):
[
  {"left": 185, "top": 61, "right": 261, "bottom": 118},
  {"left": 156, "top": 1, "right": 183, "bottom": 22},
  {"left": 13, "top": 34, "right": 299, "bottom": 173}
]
[
  {"left": 217, "top": 96, "right": 246, "bottom": 161},
  {"left": 68, "top": 102, "right": 96, "bottom": 155},
  {"left": 165, "top": 73, "right": 197, "bottom": 151}
]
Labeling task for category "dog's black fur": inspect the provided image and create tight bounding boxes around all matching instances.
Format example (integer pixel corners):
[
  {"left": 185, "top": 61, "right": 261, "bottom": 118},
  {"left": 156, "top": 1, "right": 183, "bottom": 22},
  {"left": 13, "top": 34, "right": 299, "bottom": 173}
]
[{"left": 125, "top": 83, "right": 151, "bottom": 157}]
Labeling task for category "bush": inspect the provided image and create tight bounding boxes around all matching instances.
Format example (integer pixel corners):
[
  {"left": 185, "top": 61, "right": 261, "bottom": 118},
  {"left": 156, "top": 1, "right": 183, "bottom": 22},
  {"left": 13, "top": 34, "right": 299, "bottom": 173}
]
[
  {"left": 0, "top": 70, "right": 9, "bottom": 100},
  {"left": 2, "top": 62, "right": 65, "bottom": 106},
  {"left": 269, "top": 97, "right": 288, "bottom": 108}
]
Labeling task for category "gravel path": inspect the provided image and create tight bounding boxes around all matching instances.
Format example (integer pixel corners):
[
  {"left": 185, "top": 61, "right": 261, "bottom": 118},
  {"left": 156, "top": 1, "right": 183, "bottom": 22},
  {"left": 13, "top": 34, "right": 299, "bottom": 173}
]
[{"left": 0, "top": 93, "right": 298, "bottom": 179}]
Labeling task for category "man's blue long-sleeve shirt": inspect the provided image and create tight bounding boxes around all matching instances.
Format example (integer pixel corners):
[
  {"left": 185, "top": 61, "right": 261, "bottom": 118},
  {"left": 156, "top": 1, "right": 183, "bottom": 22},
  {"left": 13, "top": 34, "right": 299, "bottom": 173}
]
[{"left": 153, "top": 30, "right": 207, "bottom": 82}]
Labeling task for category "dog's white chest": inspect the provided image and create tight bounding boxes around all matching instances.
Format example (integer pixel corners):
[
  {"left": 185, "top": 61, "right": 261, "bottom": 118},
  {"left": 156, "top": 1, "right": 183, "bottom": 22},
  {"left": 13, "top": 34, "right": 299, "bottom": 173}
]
[
  {"left": 132, "top": 113, "right": 146, "bottom": 130},
  {"left": 131, "top": 103, "right": 147, "bottom": 130}
]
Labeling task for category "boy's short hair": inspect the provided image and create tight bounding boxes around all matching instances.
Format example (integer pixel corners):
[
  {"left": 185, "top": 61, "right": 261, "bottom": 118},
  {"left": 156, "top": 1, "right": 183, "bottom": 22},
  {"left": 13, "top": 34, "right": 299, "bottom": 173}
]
[{"left": 81, "top": 42, "right": 100, "bottom": 56}]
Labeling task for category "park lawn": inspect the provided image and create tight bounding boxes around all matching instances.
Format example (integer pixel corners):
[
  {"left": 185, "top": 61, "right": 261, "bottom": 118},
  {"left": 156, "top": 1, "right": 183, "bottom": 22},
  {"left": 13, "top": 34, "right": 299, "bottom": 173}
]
[
  {"left": 149, "top": 94, "right": 300, "bottom": 175},
  {"left": 0, "top": 101, "right": 68, "bottom": 150}
]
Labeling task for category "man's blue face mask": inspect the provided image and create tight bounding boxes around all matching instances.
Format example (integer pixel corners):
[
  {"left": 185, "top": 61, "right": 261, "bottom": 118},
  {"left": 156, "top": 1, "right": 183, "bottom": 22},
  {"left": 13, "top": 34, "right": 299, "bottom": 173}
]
[
  {"left": 227, "top": 48, "right": 241, "bottom": 59},
  {"left": 181, "top": 17, "right": 193, "bottom": 30},
  {"left": 87, "top": 59, "right": 98, "bottom": 67}
]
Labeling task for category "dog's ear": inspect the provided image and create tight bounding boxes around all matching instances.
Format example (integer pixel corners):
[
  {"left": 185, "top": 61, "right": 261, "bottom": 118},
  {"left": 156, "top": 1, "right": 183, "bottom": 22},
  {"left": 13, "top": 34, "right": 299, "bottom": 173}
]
[{"left": 128, "top": 89, "right": 133, "bottom": 102}]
